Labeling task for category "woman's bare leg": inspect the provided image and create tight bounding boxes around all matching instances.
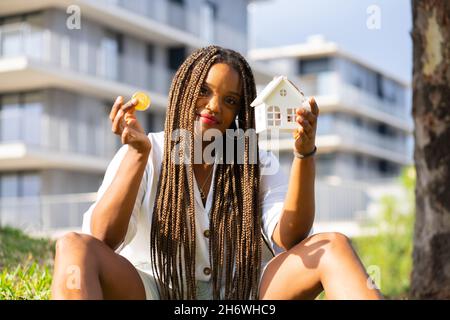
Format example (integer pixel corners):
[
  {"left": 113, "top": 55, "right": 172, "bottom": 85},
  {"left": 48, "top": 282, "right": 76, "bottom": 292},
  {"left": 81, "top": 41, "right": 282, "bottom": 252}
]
[
  {"left": 51, "top": 232, "right": 146, "bottom": 300},
  {"left": 259, "top": 232, "right": 382, "bottom": 300}
]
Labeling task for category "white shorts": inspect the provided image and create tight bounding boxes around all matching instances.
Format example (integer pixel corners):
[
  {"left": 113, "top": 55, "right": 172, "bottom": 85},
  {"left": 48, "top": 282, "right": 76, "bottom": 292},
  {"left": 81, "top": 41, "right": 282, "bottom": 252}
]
[
  {"left": 135, "top": 264, "right": 217, "bottom": 300},
  {"left": 134, "top": 261, "right": 272, "bottom": 300}
]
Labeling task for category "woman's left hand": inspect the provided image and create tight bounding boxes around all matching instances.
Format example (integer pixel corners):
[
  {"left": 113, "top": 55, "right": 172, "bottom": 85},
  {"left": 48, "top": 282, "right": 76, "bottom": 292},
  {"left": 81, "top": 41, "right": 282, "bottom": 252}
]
[{"left": 293, "top": 97, "right": 319, "bottom": 155}]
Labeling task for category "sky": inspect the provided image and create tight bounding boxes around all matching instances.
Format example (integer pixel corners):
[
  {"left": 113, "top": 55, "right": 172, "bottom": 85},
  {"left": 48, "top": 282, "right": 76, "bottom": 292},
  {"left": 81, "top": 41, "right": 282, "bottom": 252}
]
[{"left": 248, "top": 0, "right": 412, "bottom": 83}]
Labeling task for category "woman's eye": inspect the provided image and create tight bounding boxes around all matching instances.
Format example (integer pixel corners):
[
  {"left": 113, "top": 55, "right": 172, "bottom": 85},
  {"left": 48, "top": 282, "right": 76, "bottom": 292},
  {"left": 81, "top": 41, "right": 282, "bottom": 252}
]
[
  {"left": 226, "top": 97, "right": 238, "bottom": 105},
  {"left": 199, "top": 87, "right": 208, "bottom": 96}
]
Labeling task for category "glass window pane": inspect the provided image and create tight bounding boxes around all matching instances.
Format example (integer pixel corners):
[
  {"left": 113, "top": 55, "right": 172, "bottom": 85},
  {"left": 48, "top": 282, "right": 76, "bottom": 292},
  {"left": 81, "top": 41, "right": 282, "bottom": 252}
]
[
  {"left": 23, "top": 93, "right": 43, "bottom": 145},
  {"left": 22, "top": 173, "right": 41, "bottom": 197},
  {"left": 1, "top": 174, "right": 19, "bottom": 197},
  {"left": 1, "top": 28, "right": 23, "bottom": 56},
  {"left": 0, "top": 95, "right": 21, "bottom": 142},
  {"left": 100, "top": 32, "right": 119, "bottom": 80}
]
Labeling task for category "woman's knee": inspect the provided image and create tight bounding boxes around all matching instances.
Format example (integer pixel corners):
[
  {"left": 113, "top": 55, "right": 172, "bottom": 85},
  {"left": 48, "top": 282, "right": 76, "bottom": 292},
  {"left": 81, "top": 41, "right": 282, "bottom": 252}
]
[
  {"left": 287, "top": 232, "right": 353, "bottom": 265},
  {"left": 319, "top": 232, "right": 351, "bottom": 247},
  {"left": 55, "top": 232, "right": 101, "bottom": 262},
  {"left": 307, "top": 232, "right": 356, "bottom": 268}
]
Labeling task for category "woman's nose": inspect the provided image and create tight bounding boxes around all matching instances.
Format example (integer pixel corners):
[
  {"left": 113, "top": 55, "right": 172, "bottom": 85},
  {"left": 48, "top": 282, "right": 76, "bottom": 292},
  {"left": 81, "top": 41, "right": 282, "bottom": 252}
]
[{"left": 207, "top": 96, "right": 221, "bottom": 113}]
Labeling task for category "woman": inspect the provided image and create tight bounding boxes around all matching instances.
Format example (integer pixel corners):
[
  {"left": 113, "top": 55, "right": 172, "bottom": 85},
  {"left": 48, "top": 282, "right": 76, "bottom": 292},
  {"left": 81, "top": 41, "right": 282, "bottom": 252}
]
[{"left": 51, "top": 46, "right": 382, "bottom": 300}]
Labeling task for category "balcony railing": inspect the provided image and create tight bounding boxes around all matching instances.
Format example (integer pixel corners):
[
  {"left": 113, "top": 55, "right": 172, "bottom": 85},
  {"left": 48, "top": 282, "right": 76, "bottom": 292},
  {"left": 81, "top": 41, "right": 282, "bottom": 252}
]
[
  {"left": 317, "top": 120, "right": 409, "bottom": 155},
  {"left": 0, "top": 193, "right": 96, "bottom": 232},
  {"left": 299, "top": 72, "right": 410, "bottom": 121},
  {"left": 0, "top": 105, "right": 117, "bottom": 159},
  {"left": 94, "top": 0, "right": 247, "bottom": 51},
  {"left": 0, "top": 22, "right": 174, "bottom": 95}
]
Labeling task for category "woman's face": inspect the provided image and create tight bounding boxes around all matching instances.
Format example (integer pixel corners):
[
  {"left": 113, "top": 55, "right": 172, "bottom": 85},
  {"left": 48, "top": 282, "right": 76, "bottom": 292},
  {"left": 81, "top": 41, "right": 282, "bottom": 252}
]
[{"left": 195, "top": 63, "right": 242, "bottom": 135}]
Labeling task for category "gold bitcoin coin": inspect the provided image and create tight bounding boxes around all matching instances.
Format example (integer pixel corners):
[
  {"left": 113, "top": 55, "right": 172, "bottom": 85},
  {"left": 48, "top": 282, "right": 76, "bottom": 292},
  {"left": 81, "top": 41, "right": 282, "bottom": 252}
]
[{"left": 132, "top": 92, "right": 151, "bottom": 111}]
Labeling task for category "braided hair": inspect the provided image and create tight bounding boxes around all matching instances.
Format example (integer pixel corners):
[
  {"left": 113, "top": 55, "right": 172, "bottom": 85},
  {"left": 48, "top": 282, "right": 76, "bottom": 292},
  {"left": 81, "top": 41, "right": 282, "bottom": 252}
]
[{"left": 150, "top": 45, "right": 261, "bottom": 300}]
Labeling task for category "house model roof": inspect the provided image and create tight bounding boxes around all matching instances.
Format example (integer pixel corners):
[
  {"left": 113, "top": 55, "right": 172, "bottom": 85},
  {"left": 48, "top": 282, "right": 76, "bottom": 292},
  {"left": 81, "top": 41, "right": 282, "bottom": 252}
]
[{"left": 250, "top": 75, "right": 305, "bottom": 107}]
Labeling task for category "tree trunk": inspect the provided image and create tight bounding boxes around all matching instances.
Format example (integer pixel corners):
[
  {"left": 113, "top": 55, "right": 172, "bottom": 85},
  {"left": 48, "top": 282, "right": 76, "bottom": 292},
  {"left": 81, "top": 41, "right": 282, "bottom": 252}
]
[{"left": 411, "top": 0, "right": 450, "bottom": 299}]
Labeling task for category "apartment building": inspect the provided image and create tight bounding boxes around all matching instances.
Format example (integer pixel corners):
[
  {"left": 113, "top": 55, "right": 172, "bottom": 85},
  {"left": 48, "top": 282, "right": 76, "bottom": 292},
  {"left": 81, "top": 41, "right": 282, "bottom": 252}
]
[
  {"left": 250, "top": 35, "right": 413, "bottom": 182},
  {"left": 0, "top": 0, "right": 273, "bottom": 231}
]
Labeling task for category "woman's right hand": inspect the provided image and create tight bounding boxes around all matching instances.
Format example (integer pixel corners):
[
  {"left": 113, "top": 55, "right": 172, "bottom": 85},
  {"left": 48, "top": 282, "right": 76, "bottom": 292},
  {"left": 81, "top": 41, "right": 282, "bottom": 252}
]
[{"left": 110, "top": 96, "right": 151, "bottom": 155}]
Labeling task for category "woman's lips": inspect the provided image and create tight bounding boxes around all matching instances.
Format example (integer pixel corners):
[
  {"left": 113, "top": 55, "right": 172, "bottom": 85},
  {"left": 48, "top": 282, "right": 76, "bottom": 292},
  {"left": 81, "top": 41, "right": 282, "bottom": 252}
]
[{"left": 198, "top": 113, "right": 218, "bottom": 125}]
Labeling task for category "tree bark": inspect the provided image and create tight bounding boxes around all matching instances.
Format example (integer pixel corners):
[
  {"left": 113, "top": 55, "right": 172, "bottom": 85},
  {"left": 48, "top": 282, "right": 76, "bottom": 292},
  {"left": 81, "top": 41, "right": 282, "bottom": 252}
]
[{"left": 411, "top": 0, "right": 450, "bottom": 299}]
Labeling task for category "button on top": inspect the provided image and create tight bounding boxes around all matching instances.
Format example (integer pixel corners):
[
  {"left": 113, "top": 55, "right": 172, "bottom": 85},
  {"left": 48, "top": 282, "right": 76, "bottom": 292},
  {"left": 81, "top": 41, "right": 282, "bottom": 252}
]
[
  {"left": 203, "top": 229, "right": 210, "bottom": 238},
  {"left": 203, "top": 267, "right": 211, "bottom": 276}
]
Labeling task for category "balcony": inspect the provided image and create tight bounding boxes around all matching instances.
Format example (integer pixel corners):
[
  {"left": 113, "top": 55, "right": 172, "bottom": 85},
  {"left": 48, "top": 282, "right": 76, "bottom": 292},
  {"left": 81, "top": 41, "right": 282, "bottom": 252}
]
[
  {"left": 0, "top": 0, "right": 205, "bottom": 48},
  {"left": 0, "top": 192, "right": 95, "bottom": 231},
  {"left": 0, "top": 23, "right": 170, "bottom": 106},
  {"left": 0, "top": 105, "right": 114, "bottom": 172},
  {"left": 299, "top": 72, "right": 412, "bottom": 130},
  {"left": 260, "top": 126, "right": 411, "bottom": 165},
  {"left": 317, "top": 120, "right": 409, "bottom": 155},
  {"left": 96, "top": 0, "right": 248, "bottom": 52}
]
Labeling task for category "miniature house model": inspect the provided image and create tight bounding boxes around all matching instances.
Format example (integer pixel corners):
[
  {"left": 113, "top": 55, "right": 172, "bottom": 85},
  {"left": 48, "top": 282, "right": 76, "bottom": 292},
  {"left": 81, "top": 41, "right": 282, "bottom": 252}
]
[{"left": 251, "top": 75, "right": 308, "bottom": 134}]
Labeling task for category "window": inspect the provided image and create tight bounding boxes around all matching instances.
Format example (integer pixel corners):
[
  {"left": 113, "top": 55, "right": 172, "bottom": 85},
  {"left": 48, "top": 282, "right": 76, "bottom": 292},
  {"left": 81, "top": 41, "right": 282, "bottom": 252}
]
[
  {"left": 146, "top": 43, "right": 155, "bottom": 64},
  {"left": 355, "top": 155, "right": 363, "bottom": 168},
  {"left": 0, "top": 94, "right": 21, "bottom": 142},
  {"left": 0, "top": 172, "right": 40, "bottom": 197},
  {"left": 23, "top": 92, "right": 43, "bottom": 145},
  {"left": 377, "top": 123, "right": 387, "bottom": 135},
  {"left": 21, "top": 172, "right": 41, "bottom": 197},
  {"left": 353, "top": 117, "right": 363, "bottom": 127},
  {"left": 286, "top": 108, "right": 296, "bottom": 123},
  {"left": 100, "top": 31, "right": 121, "bottom": 80},
  {"left": 200, "top": 1, "right": 217, "bottom": 43},
  {"left": 299, "top": 57, "right": 332, "bottom": 75},
  {"left": 1, "top": 25, "right": 23, "bottom": 56},
  {"left": 0, "top": 174, "right": 19, "bottom": 197},
  {"left": 169, "top": 0, "right": 185, "bottom": 5},
  {"left": 0, "top": 92, "right": 43, "bottom": 144},
  {"left": 116, "top": 33, "right": 124, "bottom": 55},
  {"left": 167, "top": 46, "right": 186, "bottom": 71},
  {"left": 267, "top": 106, "right": 281, "bottom": 126},
  {"left": 378, "top": 160, "right": 388, "bottom": 173},
  {"left": 376, "top": 73, "right": 384, "bottom": 99}
]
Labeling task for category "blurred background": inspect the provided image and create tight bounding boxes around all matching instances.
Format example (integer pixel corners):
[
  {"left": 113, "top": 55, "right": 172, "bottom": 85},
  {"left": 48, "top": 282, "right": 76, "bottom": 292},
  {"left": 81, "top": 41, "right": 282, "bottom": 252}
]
[{"left": 0, "top": 0, "right": 414, "bottom": 299}]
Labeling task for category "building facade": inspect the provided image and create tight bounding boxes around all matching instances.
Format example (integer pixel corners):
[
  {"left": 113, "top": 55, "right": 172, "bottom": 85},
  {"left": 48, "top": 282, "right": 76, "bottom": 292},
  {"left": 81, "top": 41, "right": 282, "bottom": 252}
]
[
  {"left": 250, "top": 35, "right": 413, "bottom": 182},
  {"left": 0, "top": 0, "right": 272, "bottom": 231}
]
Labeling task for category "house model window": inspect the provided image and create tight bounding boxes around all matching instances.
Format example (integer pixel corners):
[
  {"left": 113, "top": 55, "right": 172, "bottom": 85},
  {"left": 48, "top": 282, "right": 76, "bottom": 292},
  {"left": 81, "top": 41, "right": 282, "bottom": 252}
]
[
  {"left": 251, "top": 75, "right": 310, "bottom": 133},
  {"left": 267, "top": 106, "right": 281, "bottom": 126}
]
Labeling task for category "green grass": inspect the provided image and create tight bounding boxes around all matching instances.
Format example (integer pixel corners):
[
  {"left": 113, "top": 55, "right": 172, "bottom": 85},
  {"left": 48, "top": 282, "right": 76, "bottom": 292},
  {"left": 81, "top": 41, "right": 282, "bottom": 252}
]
[
  {"left": 352, "top": 167, "right": 415, "bottom": 299},
  {"left": 0, "top": 227, "right": 55, "bottom": 300}
]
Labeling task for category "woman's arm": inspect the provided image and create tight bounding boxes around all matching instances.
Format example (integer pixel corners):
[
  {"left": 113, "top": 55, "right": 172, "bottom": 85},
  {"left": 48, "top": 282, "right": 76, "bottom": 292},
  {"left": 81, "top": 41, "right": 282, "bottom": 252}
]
[
  {"left": 90, "top": 96, "right": 151, "bottom": 250},
  {"left": 90, "top": 148, "right": 149, "bottom": 250},
  {"left": 272, "top": 97, "right": 319, "bottom": 251},
  {"left": 272, "top": 156, "right": 315, "bottom": 251}
]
